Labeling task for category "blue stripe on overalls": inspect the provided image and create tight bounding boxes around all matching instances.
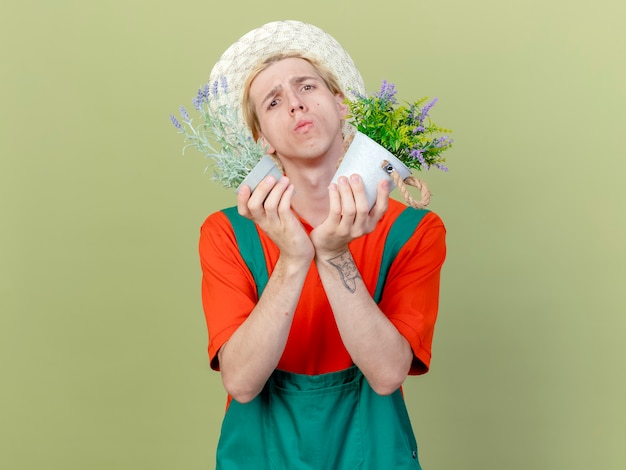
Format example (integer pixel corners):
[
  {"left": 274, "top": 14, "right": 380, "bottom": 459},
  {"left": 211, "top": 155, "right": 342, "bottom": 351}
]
[{"left": 217, "top": 206, "right": 428, "bottom": 469}]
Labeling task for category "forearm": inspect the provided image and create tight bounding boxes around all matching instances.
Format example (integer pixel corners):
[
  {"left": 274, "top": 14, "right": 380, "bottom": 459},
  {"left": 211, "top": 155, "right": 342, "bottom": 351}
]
[
  {"left": 218, "top": 256, "right": 310, "bottom": 403},
  {"left": 315, "top": 250, "right": 413, "bottom": 395}
]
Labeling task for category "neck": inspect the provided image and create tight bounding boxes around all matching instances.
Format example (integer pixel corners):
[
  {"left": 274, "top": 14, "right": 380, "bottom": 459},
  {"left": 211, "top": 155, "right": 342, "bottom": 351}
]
[
  {"left": 273, "top": 133, "right": 347, "bottom": 226},
  {"left": 285, "top": 163, "right": 335, "bottom": 227}
]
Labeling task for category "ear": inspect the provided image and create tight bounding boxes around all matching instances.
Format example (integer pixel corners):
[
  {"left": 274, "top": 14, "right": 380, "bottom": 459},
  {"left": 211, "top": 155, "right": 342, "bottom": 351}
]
[
  {"left": 335, "top": 94, "right": 349, "bottom": 119},
  {"left": 259, "top": 135, "right": 276, "bottom": 155}
]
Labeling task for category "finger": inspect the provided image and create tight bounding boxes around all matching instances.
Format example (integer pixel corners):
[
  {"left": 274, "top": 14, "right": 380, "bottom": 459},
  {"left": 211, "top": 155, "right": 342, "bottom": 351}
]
[
  {"left": 236, "top": 184, "right": 253, "bottom": 219},
  {"left": 277, "top": 180, "right": 295, "bottom": 215},
  {"left": 370, "top": 179, "right": 390, "bottom": 220},
  {"left": 247, "top": 175, "right": 277, "bottom": 217},
  {"left": 263, "top": 176, "right": 291, "bottom": 221},
  {"left": 348, "top": 174, "right": 370, "bottom": 219},
  {"left": 337, "top": 176, "right": 356, "bottom": 225}
]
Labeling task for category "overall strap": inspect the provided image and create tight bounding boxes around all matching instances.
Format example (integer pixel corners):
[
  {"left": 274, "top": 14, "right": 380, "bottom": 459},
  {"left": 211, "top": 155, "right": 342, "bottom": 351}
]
[
  {"left": 373, "top": 207, "right": 429, "bottom": 303},
  {"left": 221, "top": 206, "right": 269, "bottom": 297}
]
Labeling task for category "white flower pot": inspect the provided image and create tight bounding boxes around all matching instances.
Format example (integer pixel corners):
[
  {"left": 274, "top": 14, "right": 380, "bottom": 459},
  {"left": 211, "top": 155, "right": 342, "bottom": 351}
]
[
  {"left": 236, "top": 155, "right": 283, "bottom": 194},
  {"left": 331, "top": 131, "right": 411, "bottom": 209}
]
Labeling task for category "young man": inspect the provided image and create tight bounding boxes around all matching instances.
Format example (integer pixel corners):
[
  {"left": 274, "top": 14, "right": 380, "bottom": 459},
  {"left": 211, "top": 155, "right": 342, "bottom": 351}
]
[{"left": 199, "top": 21, "right": 446, "bottom": 469}]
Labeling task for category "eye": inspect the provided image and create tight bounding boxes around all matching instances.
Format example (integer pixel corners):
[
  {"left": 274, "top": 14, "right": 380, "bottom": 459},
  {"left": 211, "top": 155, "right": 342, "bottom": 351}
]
[
  {"left": 268, "top": 98, "right": 279, "bottom": 109},
  {"left": 301, "top": 84, "right": 314, "bottom": 91}
]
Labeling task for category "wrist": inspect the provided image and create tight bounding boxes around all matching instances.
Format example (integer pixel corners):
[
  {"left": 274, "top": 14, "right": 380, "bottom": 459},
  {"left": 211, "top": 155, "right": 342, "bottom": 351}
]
[
  {"left": 276, "top": 251, "right": 314, "bottom": 274},
  {"left": 315, "top": 246, "right": 349, "bottom": 264}
]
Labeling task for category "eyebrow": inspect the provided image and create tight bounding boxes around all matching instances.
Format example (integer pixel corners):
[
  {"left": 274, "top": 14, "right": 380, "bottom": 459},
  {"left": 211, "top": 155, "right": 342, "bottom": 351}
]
[
  {"left": 260, "top": 75, "right": 321, "bottom": 107},
  {"left": 291, "top": 75, "right": 319, "bottom": 85},
  {"left": 261, "top": 85, "right": 282, "bottom": 107}
]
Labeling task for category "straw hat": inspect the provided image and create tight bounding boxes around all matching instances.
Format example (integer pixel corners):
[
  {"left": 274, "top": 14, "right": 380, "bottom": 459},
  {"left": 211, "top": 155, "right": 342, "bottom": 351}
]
[{"left": 208, "top": 20, "right": 365, "bottom": 138}]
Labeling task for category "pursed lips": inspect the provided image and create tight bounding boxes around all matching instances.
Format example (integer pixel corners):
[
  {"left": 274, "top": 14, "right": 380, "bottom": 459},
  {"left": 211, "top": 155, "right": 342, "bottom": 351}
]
[{"left": 294, "top": 119, "right": 313, "bottom": 133}]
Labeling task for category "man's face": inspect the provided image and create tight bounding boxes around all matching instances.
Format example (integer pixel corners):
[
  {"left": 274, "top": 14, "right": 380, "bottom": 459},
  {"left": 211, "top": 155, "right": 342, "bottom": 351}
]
[{"left": 248, "top": 57, "right": 348, "bottom": 164}]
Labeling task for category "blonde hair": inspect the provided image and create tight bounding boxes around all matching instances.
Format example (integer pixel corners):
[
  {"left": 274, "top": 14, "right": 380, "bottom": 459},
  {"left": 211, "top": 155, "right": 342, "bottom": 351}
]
[{"left": 242, "top": 52, "right": 345, "bottom": 140}]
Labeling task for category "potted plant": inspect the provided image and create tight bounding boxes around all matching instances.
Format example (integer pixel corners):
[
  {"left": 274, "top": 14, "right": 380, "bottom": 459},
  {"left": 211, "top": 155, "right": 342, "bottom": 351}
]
[
  {"left": 171, "top": 79, "right": 452, "bottom": 207},
  {"left": 335, "top": 80, "right": 453, "bottom": 209},
  {"left": 170, "top": 78, "right": 282, "bottom": 192}
]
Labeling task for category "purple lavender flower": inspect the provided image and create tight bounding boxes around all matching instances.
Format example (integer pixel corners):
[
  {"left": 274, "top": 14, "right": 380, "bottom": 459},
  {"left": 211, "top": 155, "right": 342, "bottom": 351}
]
[
  {"left": 220, "top": 75, "right": 228, "bottom": 94},
  {"left": 193, "top": 89, "right": 203, "bottom": 110},
  {"left": 170, "top": 114, "right": 182, "bottom": 130},
  {"left": 409, "top": 148, "right": 427, "bottom": 168},
  {"left": 374, "top": 80, "right": 398, "bottom": 104},
  {"left": 179, "top": 106, "right": 190, "bottom": 122},
  {"left": 211, "top": 80, "right": 219, "bottom": 98},
  {"left": 193, "top": 84, "right": 210, "bottom": 110},
  {"left": 419, "top": 97, "right": 439, "bottom": 123},
  {"left": 433, "top": 136, "right": 453, "bottom": 148},
  {"left": 192, "top": 96, "right": 201, "bottom": 111}
]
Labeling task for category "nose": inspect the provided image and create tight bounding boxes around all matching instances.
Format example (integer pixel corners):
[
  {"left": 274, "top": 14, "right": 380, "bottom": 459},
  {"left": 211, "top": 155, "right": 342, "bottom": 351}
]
[{"left": 288, "top": 92, "right": 306, "bottom": 114}]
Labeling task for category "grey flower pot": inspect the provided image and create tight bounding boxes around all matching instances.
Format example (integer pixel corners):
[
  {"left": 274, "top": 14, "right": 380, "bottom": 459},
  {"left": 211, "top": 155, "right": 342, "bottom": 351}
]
[{"left": 236, "top": 155, "right": 283, "bottom": 194}]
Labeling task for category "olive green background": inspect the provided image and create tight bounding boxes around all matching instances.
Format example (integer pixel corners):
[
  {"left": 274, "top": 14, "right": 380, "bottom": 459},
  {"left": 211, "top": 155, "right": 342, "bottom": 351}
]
[{"left": 1, "top": 0, "right": 624, "bottom": 468}]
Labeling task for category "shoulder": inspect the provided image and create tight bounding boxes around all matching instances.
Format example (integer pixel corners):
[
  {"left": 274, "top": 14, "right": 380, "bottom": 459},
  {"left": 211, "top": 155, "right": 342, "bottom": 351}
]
[
  {"left": 385, "top": 199, "right": 446, "bottom": 233},
  {"left": 201, "top": 207, "right": 235, "bottom": 229},
  {"left": 383, "top": 200, "right": 446, "bottom": 266},
  {"left": 199, "top": 208, "right": 239, "bottom": 253},
  {"left": 200, "top": 206, "right": 251, "bottom": 237}
]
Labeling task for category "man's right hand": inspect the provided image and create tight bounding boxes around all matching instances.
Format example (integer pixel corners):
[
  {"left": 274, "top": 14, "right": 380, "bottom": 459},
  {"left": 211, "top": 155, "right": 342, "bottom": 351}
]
[{"left": 237, "top": 175, "right": 315, "bottom": 264}]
